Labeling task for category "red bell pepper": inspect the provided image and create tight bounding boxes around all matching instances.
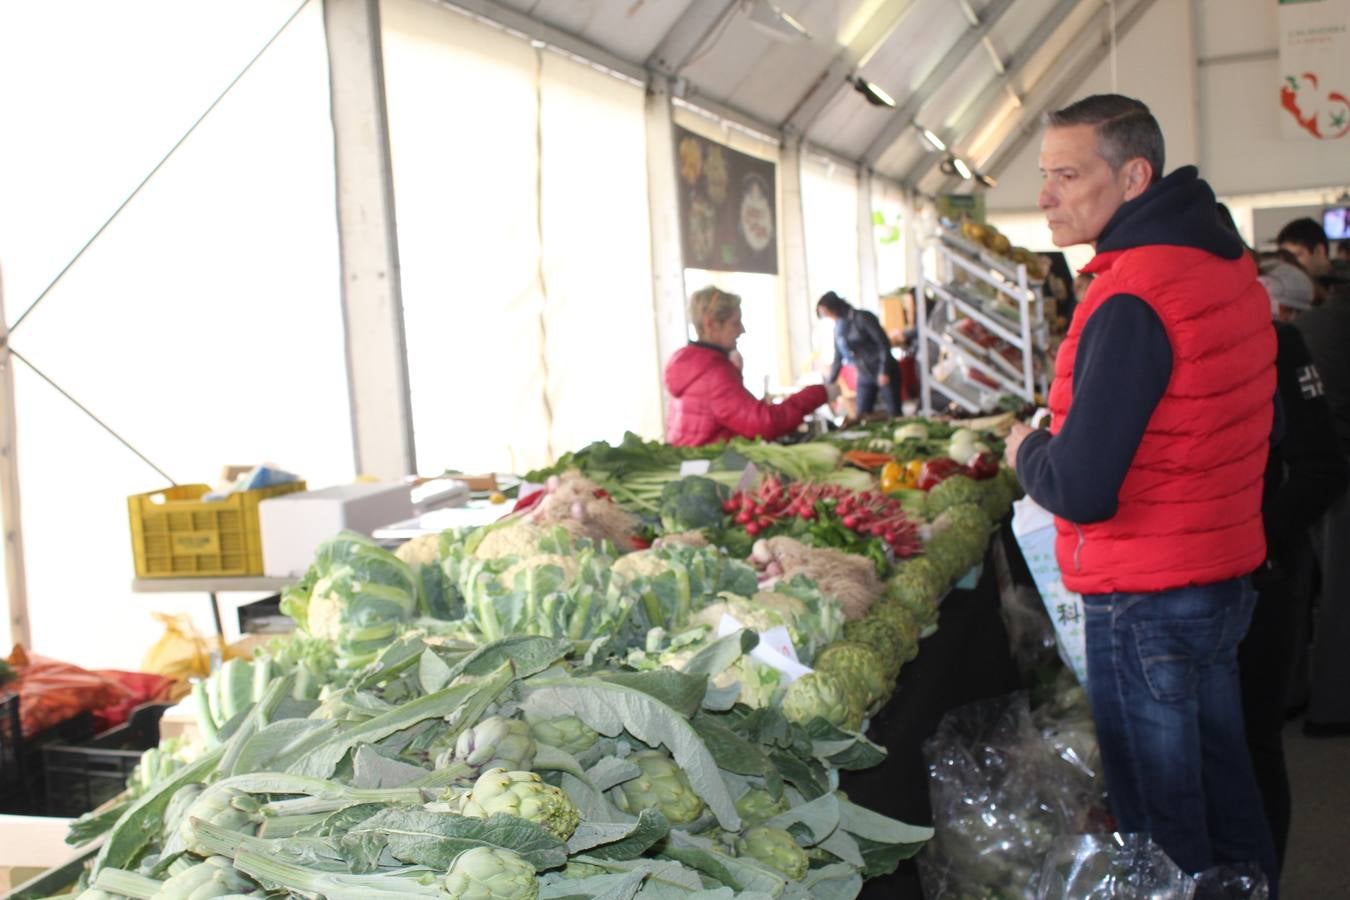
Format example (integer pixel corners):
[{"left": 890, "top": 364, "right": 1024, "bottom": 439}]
[
  {"left": 963, "top": 452, "right": 1000, "bottom": 481},
  {"left": 917, "top": 457, "right": 965, "bottom": 491}
]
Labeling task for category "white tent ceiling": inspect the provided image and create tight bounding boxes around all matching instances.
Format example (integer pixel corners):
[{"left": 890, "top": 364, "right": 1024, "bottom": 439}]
[{"left": 461, "top": 0, "right": 1163, "bottom": 195}]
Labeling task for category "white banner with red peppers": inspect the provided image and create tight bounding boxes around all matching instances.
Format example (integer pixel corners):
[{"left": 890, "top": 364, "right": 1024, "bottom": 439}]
[{"left": 1278, "top": 0, "right": 1350, "bottom": 141}]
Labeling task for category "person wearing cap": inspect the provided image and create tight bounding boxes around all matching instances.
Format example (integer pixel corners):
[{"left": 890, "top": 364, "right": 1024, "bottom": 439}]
[
  {"left": 1280, "top": 230, "right": 1350, "bottom": 739},
  {"left": 1239, "top": 261, "right": 1347, "bottom": 866}
]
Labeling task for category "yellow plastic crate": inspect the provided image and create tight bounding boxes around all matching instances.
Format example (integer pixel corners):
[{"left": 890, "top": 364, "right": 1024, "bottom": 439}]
[{"left": 128, "top": 482, "right": 307, "bottom": 578}]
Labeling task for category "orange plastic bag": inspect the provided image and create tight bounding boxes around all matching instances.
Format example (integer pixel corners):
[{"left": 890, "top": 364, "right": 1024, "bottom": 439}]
[
  {"left": 140, "top": 612, "right": 217, "bottom": 684},
  {"left": 6, "top": 646, "right": 132, "bottom": 738}
]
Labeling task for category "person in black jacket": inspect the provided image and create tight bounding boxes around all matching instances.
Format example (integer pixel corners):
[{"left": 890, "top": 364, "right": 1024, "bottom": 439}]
[
  {"left": 818, "top": 292, "right": 901, "bottom": 415},
  {"left": 1241, "top": 262, "right": 1348, "bottom": 869}
]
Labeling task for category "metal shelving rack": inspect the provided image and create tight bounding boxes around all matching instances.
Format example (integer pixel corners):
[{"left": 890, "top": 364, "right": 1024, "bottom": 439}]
[{"left": 917, "top": 228, "right": 1049, "bottom": 414}]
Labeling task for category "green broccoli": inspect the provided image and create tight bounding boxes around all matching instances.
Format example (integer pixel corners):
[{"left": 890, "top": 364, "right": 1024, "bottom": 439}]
[
  {"left": 659, "top": 475, "right": 729, "bottom": 534},
  {"left": 926, "top": 474, "right": 986, "bottom": 517},
  {"left": 887, "top": 558, "right": 947, "bottom": 611}
]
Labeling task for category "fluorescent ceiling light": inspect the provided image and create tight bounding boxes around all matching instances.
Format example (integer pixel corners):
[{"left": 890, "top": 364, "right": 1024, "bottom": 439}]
[
  {"left": 851, "top": 76, "right": 895, "bottom": 108},
  {"left": 952, "top": 157, "right": 973, "bottom": 180},
  {"left": 745, "top": 0, "right": 811, "bottom": 42},
  {"left": 919, "top": 127, "right": 946, "bottom": 152}
]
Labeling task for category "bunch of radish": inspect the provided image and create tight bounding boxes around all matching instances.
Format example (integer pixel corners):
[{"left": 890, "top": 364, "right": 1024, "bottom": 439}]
[{"left": 722, "top": 476, "right": 921, "bottom": 557}]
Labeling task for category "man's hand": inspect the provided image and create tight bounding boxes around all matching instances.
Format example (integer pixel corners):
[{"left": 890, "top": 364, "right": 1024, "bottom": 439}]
[
  {"left": 877, "top": 373, "right": 890, "bottom": 386},
  {"left": 1004, "top": 422, "right": 1036, "bottom": 471}
]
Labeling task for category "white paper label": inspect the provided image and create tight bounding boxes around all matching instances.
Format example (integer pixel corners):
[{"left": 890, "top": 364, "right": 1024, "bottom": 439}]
[
  {"left": 717, "top": 614, "right": 812, "bottom": 683},
  {"left": 736, "top": 462, "right": 760, "bottom": 493},
  {"left": 679, "top": 459, "right": 712, "bottom": 476}
]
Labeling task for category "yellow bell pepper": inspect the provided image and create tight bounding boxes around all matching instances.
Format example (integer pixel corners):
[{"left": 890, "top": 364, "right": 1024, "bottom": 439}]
[{"left": 880, "top": 462, "right": 904, "bottom": 493}]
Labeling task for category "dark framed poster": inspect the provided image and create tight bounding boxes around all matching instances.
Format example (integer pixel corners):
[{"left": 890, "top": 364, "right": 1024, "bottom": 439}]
[{"left": 674, "top": 126, "right": 778, "bottom": 274}]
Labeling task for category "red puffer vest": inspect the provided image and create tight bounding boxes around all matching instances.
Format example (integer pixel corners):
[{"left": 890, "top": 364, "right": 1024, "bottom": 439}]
[
  {"left": 665, "top": 344, "right": 828, "bottom": 447},
  {"left": 1049, "top": 245, "right": 1275, "bottom": 594}
]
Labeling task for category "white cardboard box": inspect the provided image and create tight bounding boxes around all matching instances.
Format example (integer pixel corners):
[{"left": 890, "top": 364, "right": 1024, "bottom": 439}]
[{"left": 258, "top": 483, "right": 413, "bottom": 576}]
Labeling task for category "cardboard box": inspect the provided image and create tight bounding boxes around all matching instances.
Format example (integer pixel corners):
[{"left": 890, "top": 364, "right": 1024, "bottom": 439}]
[{"left": 258, "top": 483, "right": 413, "bottom": 577}]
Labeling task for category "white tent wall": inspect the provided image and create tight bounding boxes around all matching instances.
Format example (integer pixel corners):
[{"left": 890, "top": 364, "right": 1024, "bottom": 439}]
[
  {"left": 0, "top": 1, "right": 349, "bottom": 668},
  {"left": 983, "top": 0, "right": 1349, "bottom": 255}
]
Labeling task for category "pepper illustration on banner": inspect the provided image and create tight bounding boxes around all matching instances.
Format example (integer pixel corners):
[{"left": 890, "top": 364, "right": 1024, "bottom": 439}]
[{"left": 1280, "top": 72, "right": 1350, "bottom": 140}]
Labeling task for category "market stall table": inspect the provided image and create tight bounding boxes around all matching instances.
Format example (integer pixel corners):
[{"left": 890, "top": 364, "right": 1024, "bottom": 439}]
[{"left": 842, "top": 527, "right": 1023, "bottom": 899}]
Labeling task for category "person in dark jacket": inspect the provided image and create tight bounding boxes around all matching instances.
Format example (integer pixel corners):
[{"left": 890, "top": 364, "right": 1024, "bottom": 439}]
[
  {"left": 818, "top": 292, "right": 901, "bottom": 415},
  {"left": 1281, "top": 219, "right": 1350, "bottom": 738},
  {"left": 1002, "top": 95, "right": 1279, "bottom": 892},
  {"left": 664, "top": 286, "right": 831, "bottom": 447},
  {"left": 1239, "top": 261, "right": 1349, "bottom": 869}
]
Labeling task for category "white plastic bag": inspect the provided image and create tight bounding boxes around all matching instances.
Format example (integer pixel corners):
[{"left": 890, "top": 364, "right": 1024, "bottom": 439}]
[{"left": 1012, "top": 497, "right": 1088, "bottom": 686}]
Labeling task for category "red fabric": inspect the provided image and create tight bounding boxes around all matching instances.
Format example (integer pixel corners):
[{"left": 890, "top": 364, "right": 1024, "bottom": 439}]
[
  {"left": 664, "top": 344, "right": 828, "bottom": 447},
  {"left": 1048, "top": 245, "right": 1275, "bottom": 594},
  {"left": 5, "top": 646, "right": 131, "bottom": 738},
  {"left": 90, "top": 670, "right": 175, "bottom": 732}
]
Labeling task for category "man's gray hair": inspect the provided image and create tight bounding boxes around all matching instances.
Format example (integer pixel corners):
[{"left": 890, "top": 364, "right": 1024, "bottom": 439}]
[{"left": 1045, "top": 94, "right": 1164, "bottom": 183}]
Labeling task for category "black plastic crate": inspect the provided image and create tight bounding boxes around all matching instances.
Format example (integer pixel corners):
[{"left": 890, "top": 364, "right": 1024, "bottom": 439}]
[
  {"left": 41, "top": 702, "right": 171, "bottom": 818},
  {"left": 0, "top": 691, "right": 26, "bottom": 802}
]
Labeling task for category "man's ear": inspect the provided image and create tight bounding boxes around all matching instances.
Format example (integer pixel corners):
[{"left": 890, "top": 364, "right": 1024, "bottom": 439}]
[{"left": 1121, "top": 158, "right": 1153, "bottom": 201}]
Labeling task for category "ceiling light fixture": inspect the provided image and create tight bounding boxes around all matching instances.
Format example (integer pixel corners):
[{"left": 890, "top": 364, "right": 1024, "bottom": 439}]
[
  {"left": 952, "top": 157, "right": 973, "bottom": 180},
  {"left": 918, "top": 126, "right": 946, "bottom": 152},
  {"left": 975, "top": 172, "right": 998, "bottom": 188},
  {"left": 745, "top": 0, "right": 811, "bottom": 42},
  {"left": 851, "top": 76, "right": 895, "bottom": 108}
]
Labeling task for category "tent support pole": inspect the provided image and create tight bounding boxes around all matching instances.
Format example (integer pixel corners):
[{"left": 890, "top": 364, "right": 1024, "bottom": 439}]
[{"left": 0, "top": 270, "right": 31, "bottom": 650}]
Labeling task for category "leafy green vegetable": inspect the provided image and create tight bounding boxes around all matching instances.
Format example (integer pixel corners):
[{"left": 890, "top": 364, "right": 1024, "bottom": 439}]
[{"left": 658, "top": 475, "right": 728, "bottom": 534}]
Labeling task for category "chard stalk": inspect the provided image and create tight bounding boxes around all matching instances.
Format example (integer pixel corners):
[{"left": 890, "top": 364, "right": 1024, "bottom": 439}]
[
  {"left": 232, "top": 847, "right": 443, "bottom": 899},
  {"left": 92, "top": 868, "right": 162, "bottom": 900}
]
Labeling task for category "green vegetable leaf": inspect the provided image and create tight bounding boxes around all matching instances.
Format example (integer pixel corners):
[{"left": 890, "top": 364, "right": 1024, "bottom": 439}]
[
  {"left": 597, "top": 669, "right": 707, "bottom": 719},
  {"left": 782, "top": 862, "right": 864, "bottom": 900},
  {"left": 521, "top": 678, "right": 741, "bottom": 830},
  {"left": 290, "top": 663, "right": 513, "bottom": 779},
  {"left": 230, "top": 718, "right": 340, "bottom": 775},
  {"left": 661, "top": 831, "right": 786, "bottom": 894},
  {"left": 350, "top": 744, "right": 430, "bottom": 789},
  {"left": 91, "top": 744, "right": 226, "bottom": 877},
  {"left": 816, "top": 828, "right": 864, "bottom": 868},
  {"left": 452, "top": 635, "right": 571, "bottom": 680},
  {"left": 690, "top": 714, "right": 780, "bottom": 795},
  {"left": 836, "top": 797, "right": 933, "bottom": 845},
  {"left": 561, "top": 771, "right": 634, "bottom": 825},
  {"left": 539, "top": 870, "right": 648, "bottom": 900},
  {"left": 804, "top": 720, "right": 888, "bottom": 771},
  {"left": 586, "top": 756, "right": 641, "bottom": 792},
  {"left": 418, "top": 647, "right": 453, "bottom": 694},
  {"left": 568, "top": 808, "right": 670, "bottom": 859},
  {"left": 340, "top": 809, "right": 567, "bottom": 872},
  {"left": 680, "top": 629, "right": 757, "bottom": 679},
  {"left": 767, "top": 749, "right": 830, "bottom": 800},
  {"left": 764, "top": 792, "right": 839, "bottom": 845},
  {"left": 533, "top": 743, "right": 589, "bottom": 780}
]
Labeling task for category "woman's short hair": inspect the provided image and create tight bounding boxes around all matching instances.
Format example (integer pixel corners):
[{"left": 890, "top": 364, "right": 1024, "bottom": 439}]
[
  {"left": 816, "top": 291, "right": 852, "bottom": 317},
  {"left": 689, "top": 286, "right": 741, "bottom": 340}
]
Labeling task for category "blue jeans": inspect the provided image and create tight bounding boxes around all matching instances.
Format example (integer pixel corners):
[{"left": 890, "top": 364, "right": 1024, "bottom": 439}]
[{"left": 1084, "top": 578, "right": 1278, "bottom": 895}]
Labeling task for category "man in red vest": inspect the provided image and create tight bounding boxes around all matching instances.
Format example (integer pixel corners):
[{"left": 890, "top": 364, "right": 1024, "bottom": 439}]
[{"left": 1003, "top": 95, "right": 1279, "bottom": 893}]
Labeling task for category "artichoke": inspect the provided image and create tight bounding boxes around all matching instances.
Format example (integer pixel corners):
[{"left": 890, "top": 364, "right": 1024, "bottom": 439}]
[
  {"left": 443, "top": 846, "right": 539, "bottom": 900},
  {"left": 872, "top": 604, "right": 922, "bottom": 661},
  {"left": 735, "top": 788, "right": 788, "bottom": 827},
  {"left": 529, "top": 715, "right": 599, "bottom": 757},
  {"left": 461, "top": 769, "right": 581, "bottom": 840},
  {"left": 887, "top": 557, "right": 947, "bottom": 611},
  {"left": 560, "top": 861, "right": 609, "bottom": 879},
  {"left": 443, "top": 715, "right": 538, "bottom": 774},
  {"left": 737, "top": 826, "right": 809, "bottom": 881},
  {"left": 781, "top": 671, "right": 864, "bottom": 732},
  {"left": 158, "top": 857, "right": 253, "bottom": 898},
  {"left": 174, "top": 786, "right": 261, "bottom": 856},
  {"left": 921, "top": 532, "right": 969, "bottom": 583},
  {"left": 813, "top": 641, "right": 891, "bottom": 708},
  {"left": 611, "top": 751, "right": 705, "bottom": 825},
  {"left": 927, "top": 474, "right": 985, "bottom": 517},
  {"left": 841, "top": 618, "right": 905, "bottom": 678}
]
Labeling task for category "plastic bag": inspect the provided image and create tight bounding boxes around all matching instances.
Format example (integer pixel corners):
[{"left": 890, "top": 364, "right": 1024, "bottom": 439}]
[
  {"left": 991, "top": 532, "right": 1060, "bottom": 679},
  {"left": 918, "top": 690, "right": 1106, "bottom": 899},
  {"left": 140, "top": 612, "right": 217, "bottom": 683},
  {"left": 1012, "top": 497, "right": 1088, "bottom": 685},
  {"left": 1037, "top": 835, "right": 1269, "bottom": 900},
  {"left": 1037, "top": 834, "right": 1194, "bottom": 899},
  {"left": 5, "top": 646, "right": 132, "bottom": 738}
]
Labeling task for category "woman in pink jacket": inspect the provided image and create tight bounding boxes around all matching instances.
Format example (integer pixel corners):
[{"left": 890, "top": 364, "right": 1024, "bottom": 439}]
[{"left": 664, "top": 287, "right": 832, "bottom": 447}]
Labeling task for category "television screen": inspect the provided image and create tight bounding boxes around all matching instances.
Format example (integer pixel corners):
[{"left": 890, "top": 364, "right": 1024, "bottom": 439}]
[{"left": 1325, "top": 207, "right": 1350, "bottom": 241}]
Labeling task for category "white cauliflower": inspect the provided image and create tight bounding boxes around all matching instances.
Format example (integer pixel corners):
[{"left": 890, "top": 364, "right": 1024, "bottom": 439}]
[
  {"left": 394, "top": 533, "right": 441, "bottom": 567},
  {"left": 611, "top": 550, "right": 670, "bottom": 585},
  {"left": 473, "top": 522, "right": 551, "bottom": 561}
]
